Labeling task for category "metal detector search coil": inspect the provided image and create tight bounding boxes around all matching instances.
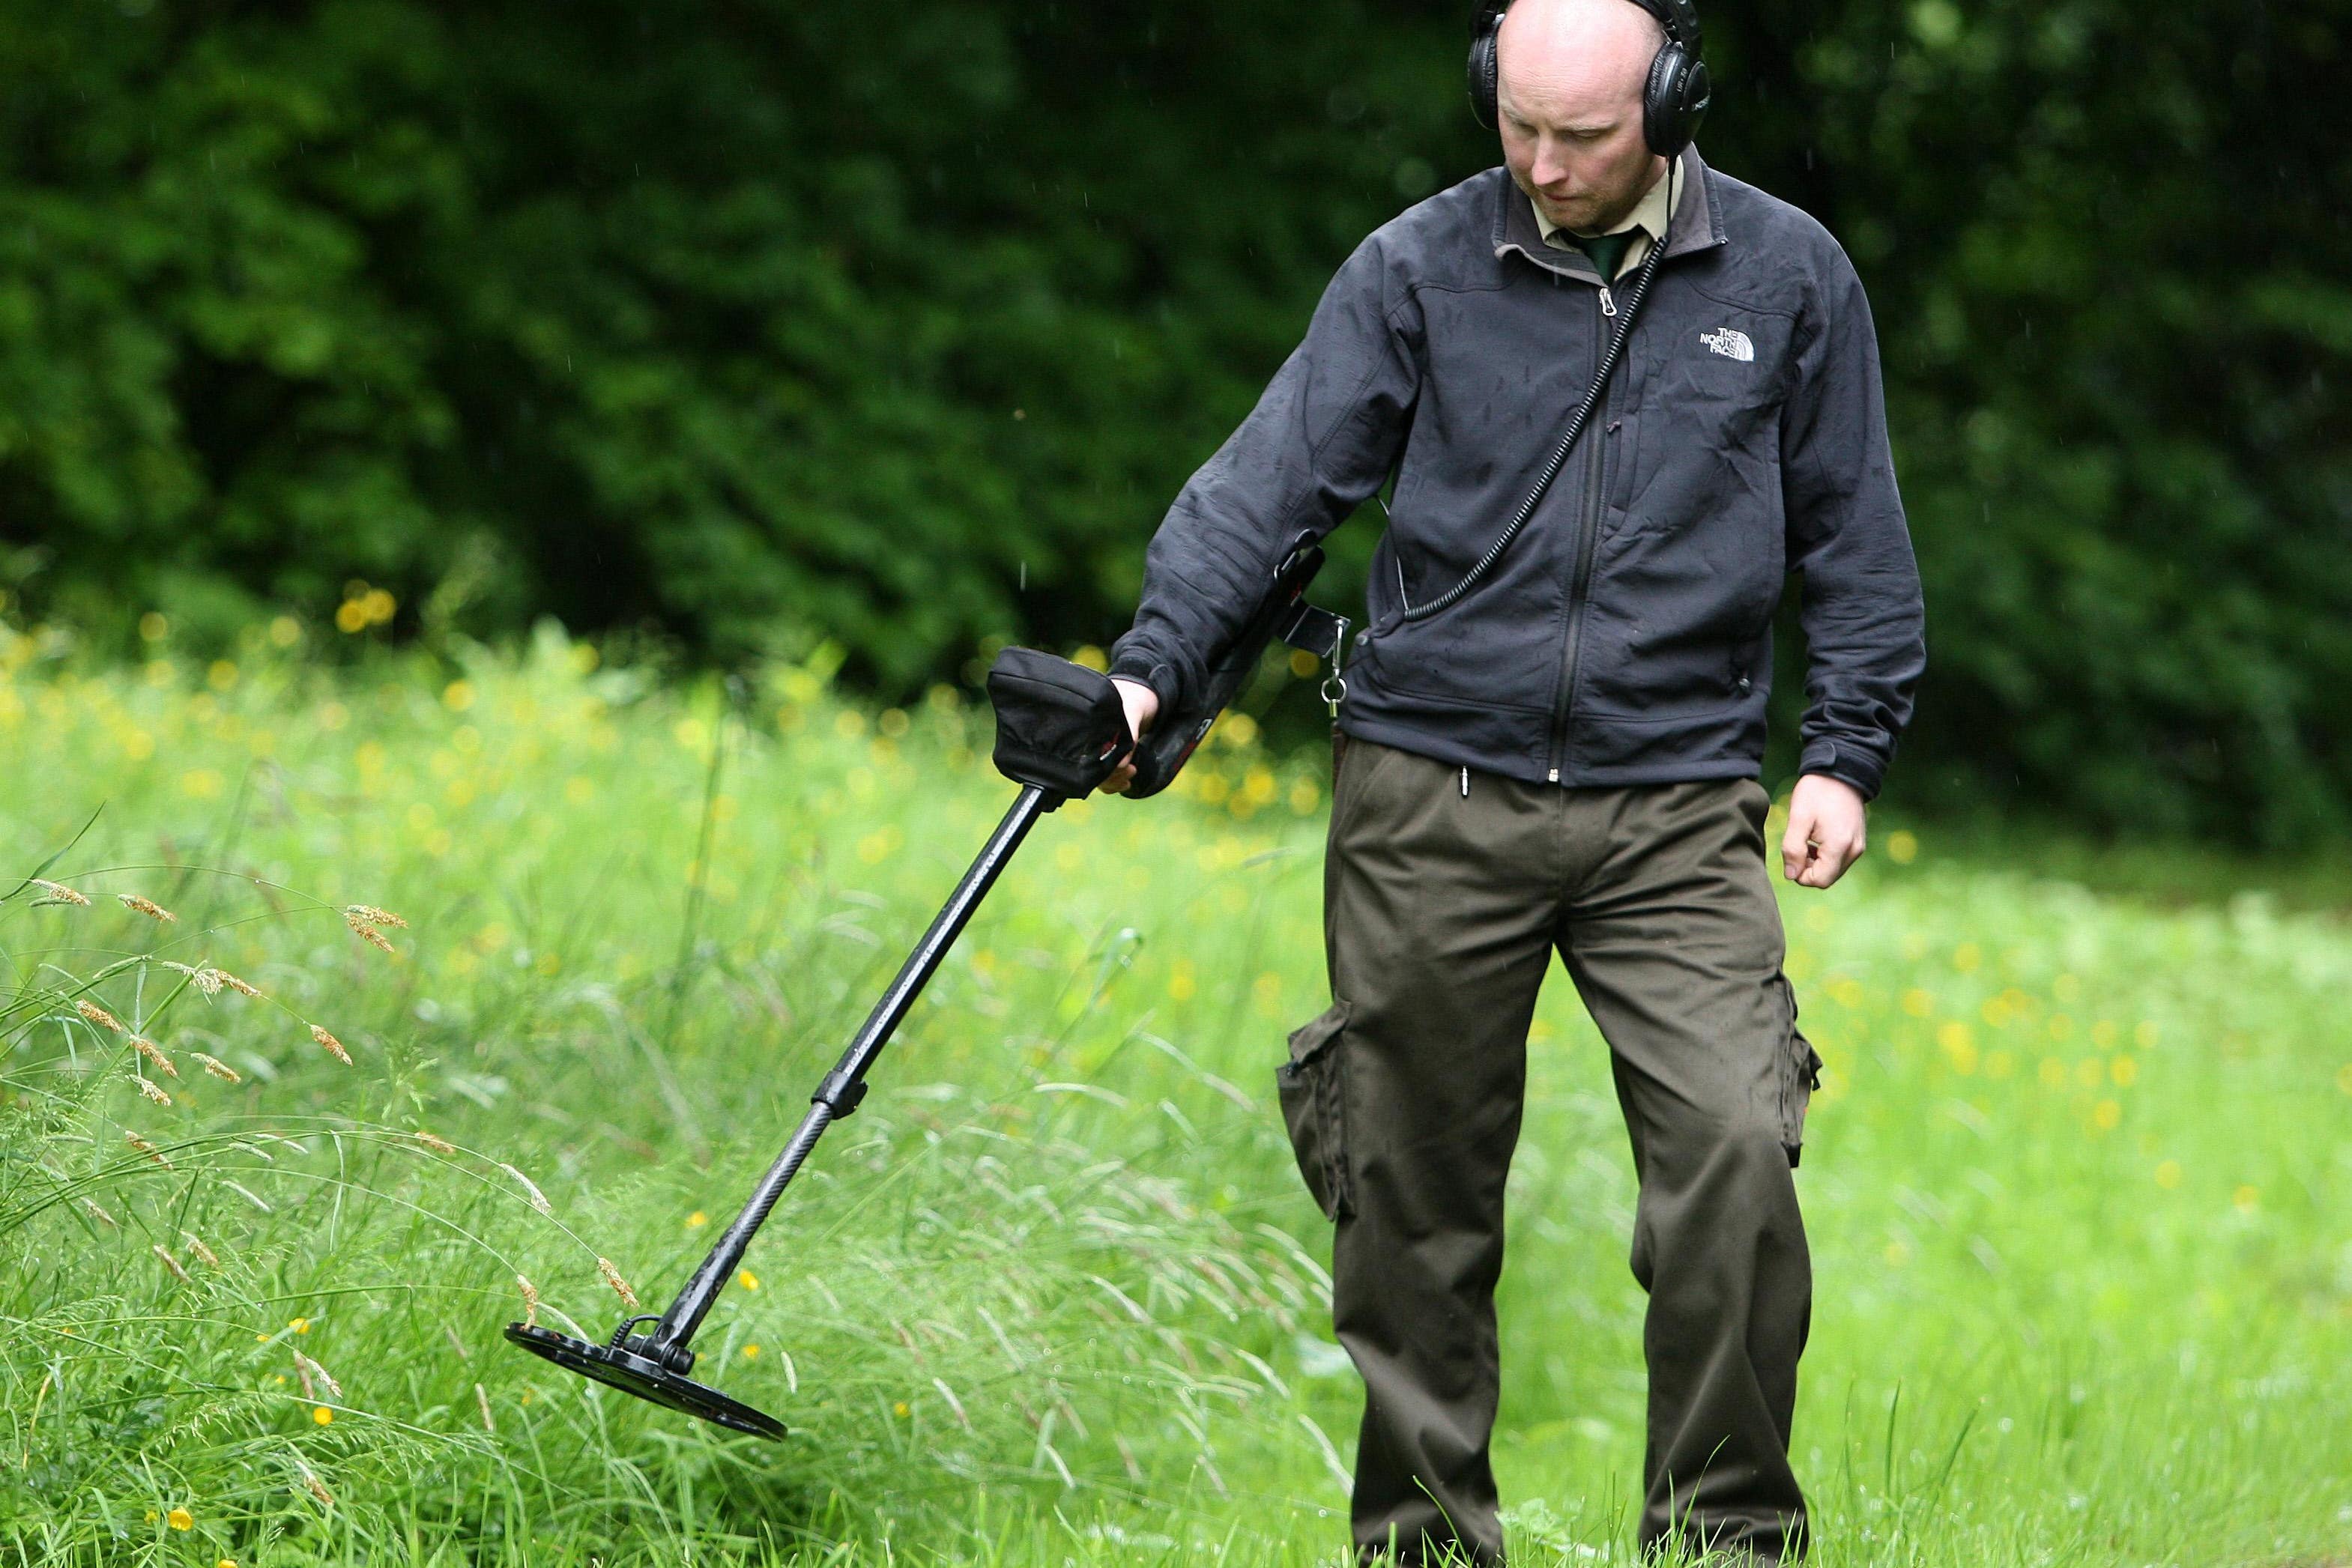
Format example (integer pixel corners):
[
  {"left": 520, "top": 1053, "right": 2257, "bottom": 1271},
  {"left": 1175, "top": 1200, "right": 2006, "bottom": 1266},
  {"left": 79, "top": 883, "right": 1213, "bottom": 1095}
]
[{"left": 505, "top": 1321, "right": 786, "bottom": 1440}]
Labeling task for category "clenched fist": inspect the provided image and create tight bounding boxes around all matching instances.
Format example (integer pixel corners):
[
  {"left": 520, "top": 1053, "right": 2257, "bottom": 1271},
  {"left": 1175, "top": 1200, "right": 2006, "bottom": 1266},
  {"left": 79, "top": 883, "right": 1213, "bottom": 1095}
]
[{"left": 1780, "top": 774, "right": 1868, "bottom": 889}]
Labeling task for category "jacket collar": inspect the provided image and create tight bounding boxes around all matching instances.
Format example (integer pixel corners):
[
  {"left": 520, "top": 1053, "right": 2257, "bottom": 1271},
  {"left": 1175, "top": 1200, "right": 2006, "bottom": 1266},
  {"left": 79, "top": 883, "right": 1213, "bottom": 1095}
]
[{"left": 1492, "top": 145, "right": 1724, "bottom": 284}]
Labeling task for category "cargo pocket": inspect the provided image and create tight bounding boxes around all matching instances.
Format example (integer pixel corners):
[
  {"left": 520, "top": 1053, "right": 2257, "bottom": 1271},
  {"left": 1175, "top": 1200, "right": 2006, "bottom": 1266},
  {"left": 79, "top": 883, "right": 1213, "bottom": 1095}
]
[
  {"left": 1774, "top": 974, "right": 1824, "bottom": 1169},
  {"left": 1276, "top": 1000, "right": 1354, "bottom": 1220}
]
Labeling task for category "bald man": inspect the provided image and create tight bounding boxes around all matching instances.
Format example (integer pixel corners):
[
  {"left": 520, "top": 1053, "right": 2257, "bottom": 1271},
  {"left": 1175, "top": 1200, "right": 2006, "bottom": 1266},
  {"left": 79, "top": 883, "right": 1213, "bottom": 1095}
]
[{"left": 1107, "top": 0, "right": 1923, "bottom": 1561}]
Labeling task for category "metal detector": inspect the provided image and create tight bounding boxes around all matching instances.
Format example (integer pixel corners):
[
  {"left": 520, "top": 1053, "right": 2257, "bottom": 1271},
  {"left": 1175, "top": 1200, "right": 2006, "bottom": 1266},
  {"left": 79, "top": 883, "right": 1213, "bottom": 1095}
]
[{"left": 506, "top": 530, "right": 1342, "bottom": 1438}]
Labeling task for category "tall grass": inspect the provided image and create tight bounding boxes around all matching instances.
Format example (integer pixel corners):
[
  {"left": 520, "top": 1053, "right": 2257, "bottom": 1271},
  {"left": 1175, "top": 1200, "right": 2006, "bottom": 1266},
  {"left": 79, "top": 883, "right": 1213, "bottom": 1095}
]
[{"left": 0, "top": 620, "right": 2346, "bottom": 1566}]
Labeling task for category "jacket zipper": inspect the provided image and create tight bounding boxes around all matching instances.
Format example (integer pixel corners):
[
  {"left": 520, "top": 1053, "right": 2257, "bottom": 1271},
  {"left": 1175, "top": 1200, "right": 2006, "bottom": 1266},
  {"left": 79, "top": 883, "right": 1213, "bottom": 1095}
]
[{"left": 1548, "top": 285, "right": 1615, "bottom": 784}]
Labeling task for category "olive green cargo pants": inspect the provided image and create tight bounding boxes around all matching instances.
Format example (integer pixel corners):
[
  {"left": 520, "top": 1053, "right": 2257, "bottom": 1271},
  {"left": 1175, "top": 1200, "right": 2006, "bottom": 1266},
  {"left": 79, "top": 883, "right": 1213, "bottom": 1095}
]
[{"left": 1278, "top": 737, "right": 1821, "bottom": 1564}]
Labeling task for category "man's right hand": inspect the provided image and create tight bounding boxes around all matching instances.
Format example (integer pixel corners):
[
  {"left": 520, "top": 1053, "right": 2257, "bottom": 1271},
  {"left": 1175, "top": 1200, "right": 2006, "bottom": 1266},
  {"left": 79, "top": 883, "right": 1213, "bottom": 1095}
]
[{"left": 1100, "top": 677, "right": 1160, "bottom": 796}]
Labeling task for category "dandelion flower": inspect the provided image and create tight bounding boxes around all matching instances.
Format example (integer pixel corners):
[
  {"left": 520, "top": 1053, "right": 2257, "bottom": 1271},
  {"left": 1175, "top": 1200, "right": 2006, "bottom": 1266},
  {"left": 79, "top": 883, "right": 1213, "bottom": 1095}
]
[
  {"left": 288, "top": 1316, "right": 309, "bottom": 1334},
  {"left": 499, "top": 1163, "right": 551, "bottom": 1216},
  {"left": 312, "top": 1405, "right": 333, "bottom": 1426},
  {"left": 414, "top": 1130, "right": 456, "bottom": 1154},
  {"left": 742, "top": 1343, "right": 761, "bottom": 1360},
  {"left": 76, "top": 1000, "right": 125, "bottom": 1032},
  {"left": 516, "top": 1274, "right": 540, "bottom": 1328},
  {"left": 686, "top": 1210, "right": 707, "bottom": 1229},
  {"left": 893, "top": 1400, "right": 910, "bottom": 1417},
  {"left": 344, "top": 905, "right": 408, "bottom": 930},
  {"left": 153, "top": 1244, "right": 191, "bottom": 1283},
  {"left": 309, "top": 1025, "right": 351, "bottom": 1065},
  {"left": 118, "top": 893, "right": 177, "bottom": 924},
  {"left": 596, "top": 1257, "right": 640, "bottom": 1308},
  {"left": 132, "top": 1036, "right": 178, "bottom": 1078},
  {"left": 31, "top": 879, "right": 89, "bottom": 906},
  {"left": 215, "top": 970, "right": 264, "bottom": 999},
  {"left": 345, "top": 913, "right": 397, "bottom": 956},
  {"left": 134, "top": 1075, "right": 173, "bottom": 1107},
  {"left": 738, "top": 1269, "right": 760, "bottom": 1292},
  {"left": 166, "top": 1507, "right": 193, "bottom": 1531},
  {"left": 181, "top": 1232, "right": 221, "bottom": 1269},
  {"left": 126, "top": 1132, "right": 172, "bottom": 1167},
  {"left": 193, "top": 1053, "right": 241, "bottom": 1083}
]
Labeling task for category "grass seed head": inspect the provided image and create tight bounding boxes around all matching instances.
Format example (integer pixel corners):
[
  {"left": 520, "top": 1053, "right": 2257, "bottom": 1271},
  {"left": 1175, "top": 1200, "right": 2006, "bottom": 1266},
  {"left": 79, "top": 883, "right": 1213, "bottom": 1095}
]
[
  {"left": 79, "top": 1196, "right": 118, "bottom": 1229},
  {"left": 118, "top": 893, "right": 177, "bottom": 924},
  {"left": 181, "top": 1231, "right": 222, "bottom": 1269},
  {"left": 309, "top": 1024, "right": 351, "bottom": 1065},
  {"left": 500, "top": 1163, "right": 551, "bottom": 1216},
  {"left": 516, "top": 1274, "right": 540, "bottom": 1328},
  {"left": 132, "top": 1035, "right": 178, "bottom": 1077},
  {"left": 476, "top": 1382, "right": 495, "bottom": 1433},
  {"left": 126, "top": 1132, "right": 172, "bottom": 1168},
  {"left": 31, "top": 879, "right": 90, "bottom": 906},
  {"left": 152, "top": 1244, "right": 191, "bottom": 1283},
  {"left": 414, "top": 1130, "right": 456, "bottom": 1154},
  {"left": 194, "top": 1053, "right": 242, "bottom": 1083},
  {"left": 597, "top": 1257, "right": 640, "bottom": 1309},
  {"left": 215, "top": 969, "right": 264, "bottom": 999},
  {"left": 75, "top": 999, "right": 124, "bottom": 1032},
  {"left": 134, "top": 1075, "right": 173, "bottom": 1107},
  {"left": 344, "top": 904, "right": 408, "bottom": 930},
  {"left": 345, "top": 912, "right": 398, "bottom": 955},
  {"left": 300, "top": 1468, "right": 334, "bottom": 1510},
  {"left": 294, "top": 1350, "right": 342, "bottom": 1399},
  {"left": 164, "top": 961, "right": 226, "bottom": 997}
]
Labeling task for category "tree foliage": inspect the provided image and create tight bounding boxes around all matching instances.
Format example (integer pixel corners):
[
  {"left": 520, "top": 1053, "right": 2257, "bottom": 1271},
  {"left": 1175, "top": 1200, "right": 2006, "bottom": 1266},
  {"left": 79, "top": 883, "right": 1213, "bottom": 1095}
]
[{"left": 1, "top": 0, "right": 2345, "bottom": 839}]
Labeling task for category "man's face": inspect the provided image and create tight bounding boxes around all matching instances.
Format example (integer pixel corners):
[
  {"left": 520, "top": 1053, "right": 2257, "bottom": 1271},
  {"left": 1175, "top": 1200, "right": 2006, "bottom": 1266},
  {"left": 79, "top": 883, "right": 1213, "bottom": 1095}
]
[{"left": 1495, "top": 1, "right": 1664, "bottom": 236}]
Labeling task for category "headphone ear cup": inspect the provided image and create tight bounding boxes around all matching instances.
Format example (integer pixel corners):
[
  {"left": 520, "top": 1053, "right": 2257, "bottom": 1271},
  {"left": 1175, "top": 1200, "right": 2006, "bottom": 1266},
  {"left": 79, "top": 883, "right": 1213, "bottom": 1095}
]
[
  {"left": 1680, "top": 55, "right": 1711, "bottom": 144},
  {"left": 1467, "top": 26, "right": 1501, "bottom": 127},
  {"left": 1643, "top": 42, "right": 1696, "bottom": 157}
]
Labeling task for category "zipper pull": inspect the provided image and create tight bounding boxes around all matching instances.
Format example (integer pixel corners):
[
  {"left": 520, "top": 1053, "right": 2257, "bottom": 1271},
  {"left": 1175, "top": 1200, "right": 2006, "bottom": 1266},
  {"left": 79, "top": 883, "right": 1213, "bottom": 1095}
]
[{"left": 1597, "top": 284, "right": 1618, "bottom": 318}]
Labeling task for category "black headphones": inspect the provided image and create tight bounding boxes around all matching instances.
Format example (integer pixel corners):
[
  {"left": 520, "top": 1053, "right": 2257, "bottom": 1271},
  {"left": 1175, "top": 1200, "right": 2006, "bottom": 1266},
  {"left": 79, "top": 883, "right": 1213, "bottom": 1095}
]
[{"left": 1467, "top": 0, "right": 1711, "bottom": 159}]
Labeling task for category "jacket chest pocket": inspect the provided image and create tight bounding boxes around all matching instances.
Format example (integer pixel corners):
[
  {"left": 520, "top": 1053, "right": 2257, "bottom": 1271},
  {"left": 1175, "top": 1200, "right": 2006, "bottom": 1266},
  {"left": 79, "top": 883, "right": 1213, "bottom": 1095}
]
[{"left": 1629, "top": 305, "right": 1790, "bottom": 492}]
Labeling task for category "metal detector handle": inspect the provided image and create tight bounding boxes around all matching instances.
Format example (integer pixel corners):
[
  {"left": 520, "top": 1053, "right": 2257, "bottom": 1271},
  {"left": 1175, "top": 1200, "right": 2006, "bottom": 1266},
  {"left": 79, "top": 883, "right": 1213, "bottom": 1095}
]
[
  {"left": 1122, "top": 531, "right": 1333, "bottom": 800},
  {"left": 641, "top": 783, "right": 1055, "bottom": 1366}
]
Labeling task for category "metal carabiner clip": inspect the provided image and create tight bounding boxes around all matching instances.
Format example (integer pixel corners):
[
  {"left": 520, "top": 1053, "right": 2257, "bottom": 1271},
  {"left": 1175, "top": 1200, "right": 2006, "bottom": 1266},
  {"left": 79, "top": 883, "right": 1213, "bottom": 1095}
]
[{"left": 1321, "top": 617, "right": 1352, "bottom": 718}]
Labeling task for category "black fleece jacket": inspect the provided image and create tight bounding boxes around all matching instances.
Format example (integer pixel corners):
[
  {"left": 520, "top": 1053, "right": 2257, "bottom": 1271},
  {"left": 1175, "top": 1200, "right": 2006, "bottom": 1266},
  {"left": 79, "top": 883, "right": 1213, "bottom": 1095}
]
[{"left": 1109, "top": 149, "right": 1926, "bottom": 802}]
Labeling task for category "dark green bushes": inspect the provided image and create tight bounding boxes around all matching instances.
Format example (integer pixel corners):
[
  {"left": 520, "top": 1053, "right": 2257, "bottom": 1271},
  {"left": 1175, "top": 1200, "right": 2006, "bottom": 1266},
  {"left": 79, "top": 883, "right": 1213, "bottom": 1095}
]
[{"left": 1, "top": 1, "right": 2344, "bottom": 839}]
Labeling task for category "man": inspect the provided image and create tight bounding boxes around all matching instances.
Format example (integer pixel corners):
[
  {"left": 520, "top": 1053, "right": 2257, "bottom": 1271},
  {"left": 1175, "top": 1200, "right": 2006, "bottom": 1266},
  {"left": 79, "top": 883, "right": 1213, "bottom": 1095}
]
[{"left": 1103, "top": 0, "right": 1924, "bottom": 1560}]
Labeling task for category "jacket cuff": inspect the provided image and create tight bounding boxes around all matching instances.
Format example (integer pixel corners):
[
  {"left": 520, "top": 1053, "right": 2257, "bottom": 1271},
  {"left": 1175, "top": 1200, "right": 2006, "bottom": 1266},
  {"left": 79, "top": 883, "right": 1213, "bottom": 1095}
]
[
  {"left": 1107, "top": 648, "right": 1182, "bottom": 718},
  {"left": 1798, "top": 738, "right": 1886, "bottom": 803}
]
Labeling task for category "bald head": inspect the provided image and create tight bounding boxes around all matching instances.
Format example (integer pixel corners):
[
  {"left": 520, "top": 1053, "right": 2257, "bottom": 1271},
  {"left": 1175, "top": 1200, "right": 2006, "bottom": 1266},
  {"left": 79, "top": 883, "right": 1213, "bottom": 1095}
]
[
  {"left": 1498, "top": 0, "right": 1663, "bottom": 122},
  {"left": 1493, "top": 0, "right": 1667, "bottom": 236}
]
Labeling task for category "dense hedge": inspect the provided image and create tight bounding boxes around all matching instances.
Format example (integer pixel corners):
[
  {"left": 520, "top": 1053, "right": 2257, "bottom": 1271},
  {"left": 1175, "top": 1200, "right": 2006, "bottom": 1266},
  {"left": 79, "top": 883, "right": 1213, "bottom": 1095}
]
[{"left": 1, "top": 1, "right": 2345, "bottom": 840}]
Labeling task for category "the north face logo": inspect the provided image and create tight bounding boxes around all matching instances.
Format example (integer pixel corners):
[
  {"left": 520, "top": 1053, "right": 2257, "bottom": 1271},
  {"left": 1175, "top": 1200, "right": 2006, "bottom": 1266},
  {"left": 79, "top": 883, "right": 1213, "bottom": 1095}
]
[{"left": 1700, "top": 327, "right": 1755, "bottom": 362}]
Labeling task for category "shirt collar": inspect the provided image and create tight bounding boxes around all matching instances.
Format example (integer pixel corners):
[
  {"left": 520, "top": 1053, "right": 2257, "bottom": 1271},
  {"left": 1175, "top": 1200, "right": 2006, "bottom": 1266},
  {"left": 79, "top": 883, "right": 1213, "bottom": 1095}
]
[{"left": 1493, "top": 146, "right": 1720, "bottom": 283}]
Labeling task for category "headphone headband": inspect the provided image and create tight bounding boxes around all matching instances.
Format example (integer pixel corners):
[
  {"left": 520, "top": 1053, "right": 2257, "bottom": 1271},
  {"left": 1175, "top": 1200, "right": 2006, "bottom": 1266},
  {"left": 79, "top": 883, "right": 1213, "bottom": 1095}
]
[{"left": 1623, "top": 0, "right": 1701, "bottom": 55}]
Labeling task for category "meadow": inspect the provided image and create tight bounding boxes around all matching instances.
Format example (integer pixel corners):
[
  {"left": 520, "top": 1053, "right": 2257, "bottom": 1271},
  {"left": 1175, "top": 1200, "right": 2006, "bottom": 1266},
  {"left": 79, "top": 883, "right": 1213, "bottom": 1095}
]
[{"left": 1, "top": 620, "right": 2346, "bottom": 1567}]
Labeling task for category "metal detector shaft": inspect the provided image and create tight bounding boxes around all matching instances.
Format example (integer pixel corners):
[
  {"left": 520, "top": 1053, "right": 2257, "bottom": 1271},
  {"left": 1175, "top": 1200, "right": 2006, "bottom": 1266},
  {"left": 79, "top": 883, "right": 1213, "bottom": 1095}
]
[{"left": 641, "top": 783, "right": 1056, "bottom": 1365}]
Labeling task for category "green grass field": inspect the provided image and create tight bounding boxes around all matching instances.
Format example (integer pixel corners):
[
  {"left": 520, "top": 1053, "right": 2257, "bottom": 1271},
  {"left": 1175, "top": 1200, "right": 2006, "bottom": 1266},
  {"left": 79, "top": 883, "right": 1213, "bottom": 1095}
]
[{"left": 2, "top": 628, "right": 2347, "bottom": 1567}]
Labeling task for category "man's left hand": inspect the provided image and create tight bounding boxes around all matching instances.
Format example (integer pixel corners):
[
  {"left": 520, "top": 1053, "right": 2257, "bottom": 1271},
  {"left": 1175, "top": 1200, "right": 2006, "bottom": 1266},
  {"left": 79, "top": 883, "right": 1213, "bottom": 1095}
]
[{"left": 1780, "top": 775, "right": 1867, "bottom": 889}]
